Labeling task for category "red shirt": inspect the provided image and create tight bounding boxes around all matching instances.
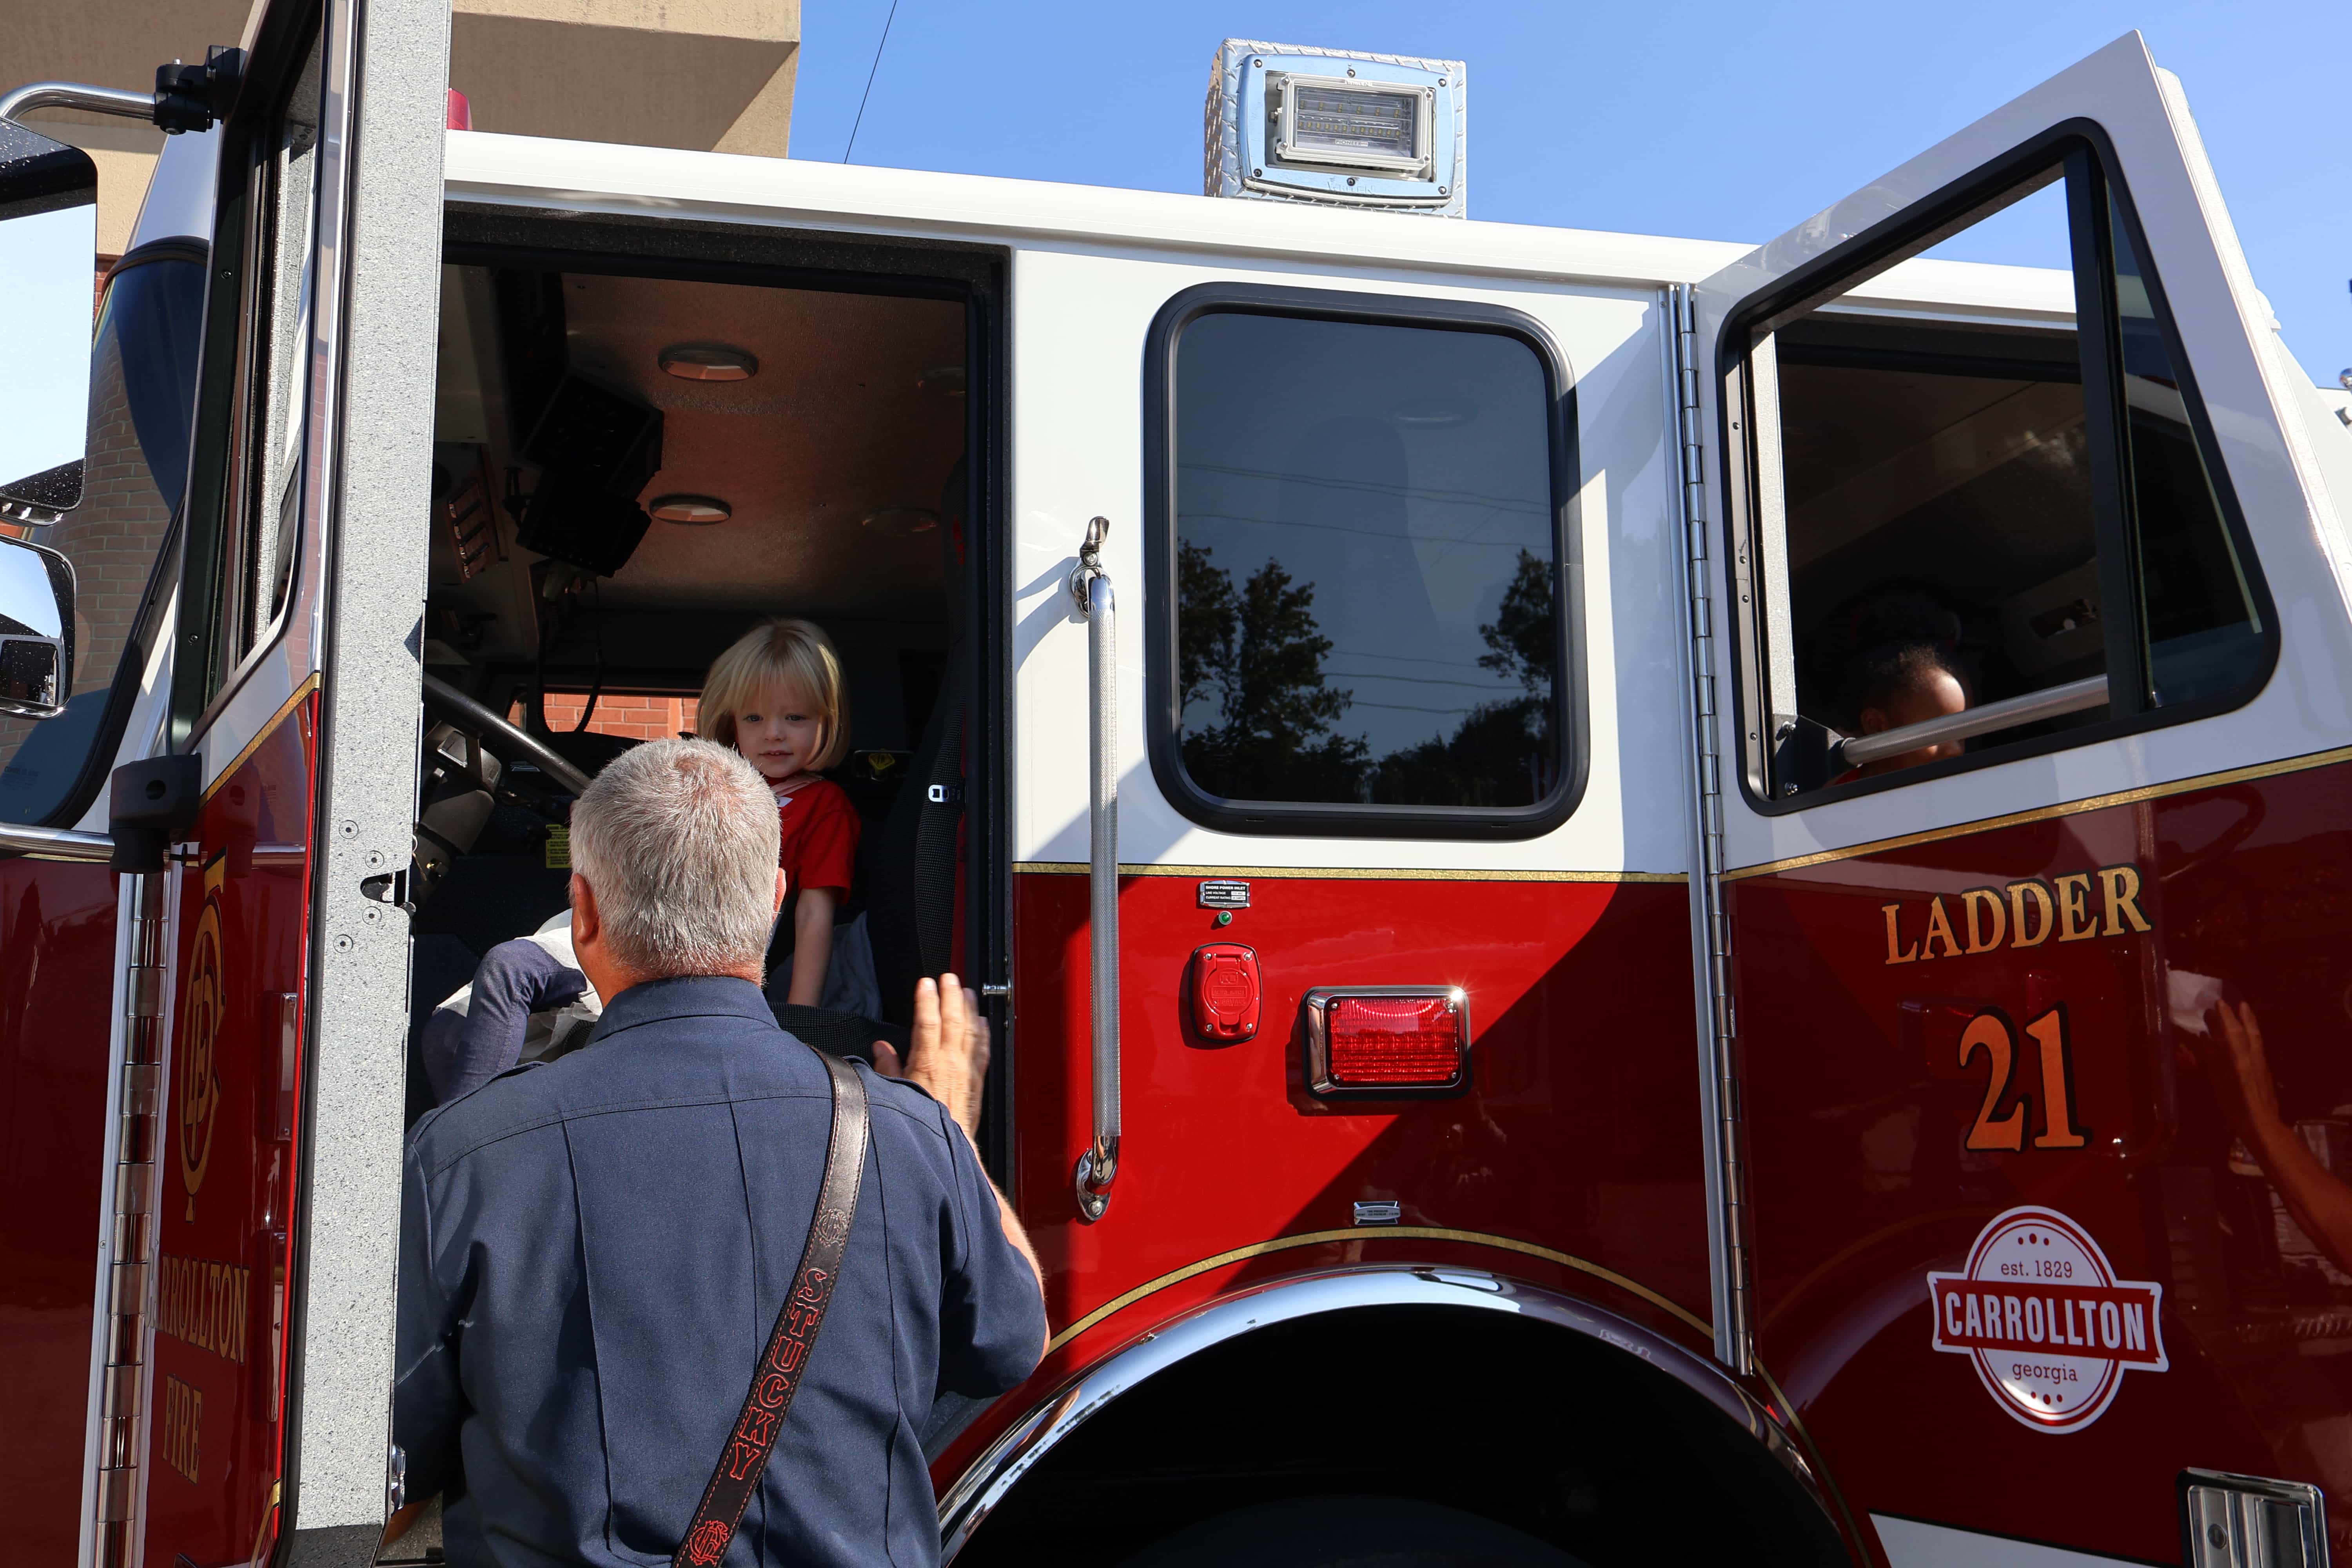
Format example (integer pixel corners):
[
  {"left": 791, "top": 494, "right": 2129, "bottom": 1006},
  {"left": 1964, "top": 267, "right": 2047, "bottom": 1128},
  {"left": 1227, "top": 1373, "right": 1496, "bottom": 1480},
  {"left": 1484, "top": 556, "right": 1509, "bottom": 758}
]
[{"left": 775, "top": 777, "right": 859, "bottom": 898}]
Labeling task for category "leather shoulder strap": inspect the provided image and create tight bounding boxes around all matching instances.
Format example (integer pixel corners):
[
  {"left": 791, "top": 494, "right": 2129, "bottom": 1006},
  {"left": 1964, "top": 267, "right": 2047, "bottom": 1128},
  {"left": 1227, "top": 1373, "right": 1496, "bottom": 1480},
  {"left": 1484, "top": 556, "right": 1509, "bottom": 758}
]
[{"left": 674, "top": 1052, "right": 870, "bottom": 1568}]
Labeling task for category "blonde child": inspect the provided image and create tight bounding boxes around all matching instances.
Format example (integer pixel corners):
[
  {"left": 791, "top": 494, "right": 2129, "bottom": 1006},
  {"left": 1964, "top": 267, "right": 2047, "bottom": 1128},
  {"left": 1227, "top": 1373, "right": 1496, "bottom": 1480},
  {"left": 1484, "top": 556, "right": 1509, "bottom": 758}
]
[{"left": 699, "top": 620, "right": 860, "bottom": 1008}]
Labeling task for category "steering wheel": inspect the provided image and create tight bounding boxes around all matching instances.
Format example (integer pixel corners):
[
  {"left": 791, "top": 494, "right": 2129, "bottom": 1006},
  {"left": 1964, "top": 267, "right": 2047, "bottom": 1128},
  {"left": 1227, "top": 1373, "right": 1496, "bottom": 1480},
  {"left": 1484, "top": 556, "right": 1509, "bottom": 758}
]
[{"left": 422, "top": 673, "right": 596, "bottom": 798}]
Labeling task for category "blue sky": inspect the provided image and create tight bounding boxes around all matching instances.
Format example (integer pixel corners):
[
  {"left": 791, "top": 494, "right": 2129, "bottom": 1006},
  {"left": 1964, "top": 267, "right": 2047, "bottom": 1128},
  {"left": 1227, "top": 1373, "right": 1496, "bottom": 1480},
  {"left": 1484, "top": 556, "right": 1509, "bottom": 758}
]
[{"left": 791, "top": 2, "right": 2350, "bottom": 383}]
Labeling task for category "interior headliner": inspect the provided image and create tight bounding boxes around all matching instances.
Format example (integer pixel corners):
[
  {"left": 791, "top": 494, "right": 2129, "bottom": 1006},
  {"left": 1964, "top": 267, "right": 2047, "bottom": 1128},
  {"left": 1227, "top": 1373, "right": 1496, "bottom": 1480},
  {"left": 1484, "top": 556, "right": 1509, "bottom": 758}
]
[{"left": 430, "top": 265, "right": 967, "bottom": 682}]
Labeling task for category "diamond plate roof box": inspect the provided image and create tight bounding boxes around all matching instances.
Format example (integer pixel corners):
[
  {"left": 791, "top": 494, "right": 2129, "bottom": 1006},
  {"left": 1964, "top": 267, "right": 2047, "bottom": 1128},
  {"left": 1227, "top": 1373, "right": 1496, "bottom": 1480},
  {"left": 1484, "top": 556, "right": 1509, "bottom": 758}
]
[{"left": 1204, "top": 39, "right": 1465, "bottom": 218}]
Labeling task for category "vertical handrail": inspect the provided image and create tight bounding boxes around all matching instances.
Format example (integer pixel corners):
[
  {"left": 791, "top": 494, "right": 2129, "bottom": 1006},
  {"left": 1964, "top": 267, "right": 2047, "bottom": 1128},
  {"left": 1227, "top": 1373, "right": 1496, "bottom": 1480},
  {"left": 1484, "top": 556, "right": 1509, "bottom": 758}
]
[{"left": 1071, "top": 517, "right": 1120, "bottom": 1223}]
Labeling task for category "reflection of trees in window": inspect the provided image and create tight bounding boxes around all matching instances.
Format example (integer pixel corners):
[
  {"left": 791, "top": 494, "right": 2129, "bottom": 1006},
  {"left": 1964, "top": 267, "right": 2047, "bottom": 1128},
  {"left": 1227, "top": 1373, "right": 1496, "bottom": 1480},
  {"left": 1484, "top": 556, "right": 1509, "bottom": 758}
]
[
  {"left": 1178, "top": 541, "right": 1368, "bottom": 801},
  {"left": 1178, "top": 541, "right": 1557, "bottom": 808},
  {"left": 1372, "top": 548, "right": 1555, "bottom": 808}
]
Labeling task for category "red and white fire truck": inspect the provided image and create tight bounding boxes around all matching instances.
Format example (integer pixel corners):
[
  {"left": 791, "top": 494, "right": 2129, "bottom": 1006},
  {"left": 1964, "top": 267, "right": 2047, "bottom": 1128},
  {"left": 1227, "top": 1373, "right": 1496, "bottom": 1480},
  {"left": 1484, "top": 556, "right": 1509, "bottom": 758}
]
[{"left": 3, "top": 5, "right": 2350, "bottom": 1565}]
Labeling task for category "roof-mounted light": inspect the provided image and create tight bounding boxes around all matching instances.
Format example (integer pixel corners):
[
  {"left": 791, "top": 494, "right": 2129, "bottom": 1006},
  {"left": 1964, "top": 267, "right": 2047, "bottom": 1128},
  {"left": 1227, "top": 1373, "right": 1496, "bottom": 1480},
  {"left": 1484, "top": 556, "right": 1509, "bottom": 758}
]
[
  {"left": 1205, "top": 41, "right": 1464, "bottom": 217},
  {"left": 1276, "top": 74, "right": 1432, "bottom": 178}
]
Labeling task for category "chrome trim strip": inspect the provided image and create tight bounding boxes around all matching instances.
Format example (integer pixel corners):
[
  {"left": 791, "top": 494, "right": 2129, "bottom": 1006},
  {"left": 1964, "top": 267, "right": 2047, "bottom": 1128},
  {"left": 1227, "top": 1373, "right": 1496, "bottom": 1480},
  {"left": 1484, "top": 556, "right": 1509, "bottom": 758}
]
[
  {"left": 1011, "top": 862, "right": 1687, "bottom": 883},
  {"left": 85, "top": 864, "right": 178, "bottom": 1568},
  {"left": 937, "top": 1265, "right": 1824, "bottom": 1564},
  {"left": 1666, "top": 283, "right": 1752, "bottom": 1375},
  {"left": 1835, "top": 674, "right": 2108, "bottom": 769}
]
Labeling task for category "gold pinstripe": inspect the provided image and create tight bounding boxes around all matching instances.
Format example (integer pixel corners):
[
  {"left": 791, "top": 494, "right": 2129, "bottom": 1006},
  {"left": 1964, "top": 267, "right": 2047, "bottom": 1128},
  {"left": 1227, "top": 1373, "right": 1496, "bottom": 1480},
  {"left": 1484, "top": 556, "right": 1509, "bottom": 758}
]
[{"left": 1726, "top": 740, "right": 2352, "bottom": 882}]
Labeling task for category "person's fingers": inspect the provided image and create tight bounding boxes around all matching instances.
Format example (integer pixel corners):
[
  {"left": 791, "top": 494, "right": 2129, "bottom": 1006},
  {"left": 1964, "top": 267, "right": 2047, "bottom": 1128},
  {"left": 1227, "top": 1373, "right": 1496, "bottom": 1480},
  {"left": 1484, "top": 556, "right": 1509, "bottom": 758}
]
[
  {"left": 912, "top": 976, "right": 940, "bottom": 1057},
  {"left": 936, "top": 973, "right": 968, "bottom": 1050},
  {"left": 964, "top": 988, "right": 990, "bottom": 1075},
  {"left": 2239, "top": 1002, "right": 2269, "bottom": 1060},
  {"left": 873, "top": 1040, "right": 902, "bottom": 1078}
]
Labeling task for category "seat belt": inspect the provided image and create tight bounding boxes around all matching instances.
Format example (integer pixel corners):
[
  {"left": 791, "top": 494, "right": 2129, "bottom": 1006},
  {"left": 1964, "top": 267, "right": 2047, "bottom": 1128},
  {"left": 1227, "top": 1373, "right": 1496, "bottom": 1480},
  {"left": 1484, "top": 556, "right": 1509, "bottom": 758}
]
[{"left": 673, "top": 1052, "right": 870, "bottom": 1568}]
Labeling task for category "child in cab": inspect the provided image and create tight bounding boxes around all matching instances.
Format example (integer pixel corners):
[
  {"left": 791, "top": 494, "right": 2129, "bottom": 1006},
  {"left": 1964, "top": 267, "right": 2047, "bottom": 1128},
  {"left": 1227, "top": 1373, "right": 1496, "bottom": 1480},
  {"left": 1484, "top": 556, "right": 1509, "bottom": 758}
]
[
  {"left": 421, "top": 620, "right": 878, "bottom": 1108},
  {"left": 697, "top": 618, "right": 864, "bottom": 1008}
]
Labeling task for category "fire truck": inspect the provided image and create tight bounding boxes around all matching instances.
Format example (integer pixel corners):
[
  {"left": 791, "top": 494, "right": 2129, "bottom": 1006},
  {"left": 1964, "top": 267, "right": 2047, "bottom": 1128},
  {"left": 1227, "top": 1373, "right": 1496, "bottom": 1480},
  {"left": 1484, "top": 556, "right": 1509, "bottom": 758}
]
[{"left": 2, "top": 3, "right": 2350, "bottom": 1564}]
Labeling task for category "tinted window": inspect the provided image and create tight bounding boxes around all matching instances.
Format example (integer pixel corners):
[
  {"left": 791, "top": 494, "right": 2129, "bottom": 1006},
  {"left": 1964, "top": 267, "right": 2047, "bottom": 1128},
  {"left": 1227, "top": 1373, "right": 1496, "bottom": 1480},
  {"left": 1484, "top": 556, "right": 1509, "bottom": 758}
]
[
  {"left": 2108, "top": 191, "right": 2263, "bottom": 706},
  {"left": 0, "top": 252, "right": 203, "bottom": 824},
  {"left": 1742, "top": 151, "right": 2270, "bottom": 802},
  {"left": 1172, "top": 311, "right": 1563, "bottom": 812}
]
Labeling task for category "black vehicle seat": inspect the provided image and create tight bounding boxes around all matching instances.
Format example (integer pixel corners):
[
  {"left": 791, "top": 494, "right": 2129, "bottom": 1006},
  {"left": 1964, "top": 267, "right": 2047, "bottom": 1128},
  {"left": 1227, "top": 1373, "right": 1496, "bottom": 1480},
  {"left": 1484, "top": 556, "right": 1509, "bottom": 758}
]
[
  {"left": 538, "top": 725, "right": 640, "bottom": 779},
  {"left": 864, "top": 457, "right": 969, "bottom": 1026}
]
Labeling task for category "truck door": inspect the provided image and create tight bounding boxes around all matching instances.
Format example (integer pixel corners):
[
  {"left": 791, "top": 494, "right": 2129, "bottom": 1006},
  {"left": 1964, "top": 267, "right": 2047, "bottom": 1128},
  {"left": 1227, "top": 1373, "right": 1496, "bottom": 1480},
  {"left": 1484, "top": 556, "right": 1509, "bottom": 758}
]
[
  {"left": 1687, "top": 33, "right": 2352, "bottom": 1564},
  {"left": 14, "top": 0, "right": 450, "bottom": 1563},
  {"left": 1004, "top": 252, "right": 1713, "bottom": 1408}
]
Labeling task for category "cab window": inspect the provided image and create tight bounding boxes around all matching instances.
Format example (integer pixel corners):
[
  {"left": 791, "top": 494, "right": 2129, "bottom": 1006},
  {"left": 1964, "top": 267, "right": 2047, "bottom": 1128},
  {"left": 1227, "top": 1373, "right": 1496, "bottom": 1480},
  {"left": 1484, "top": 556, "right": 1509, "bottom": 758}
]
[
  {"left": 1735, "top": 142, "right": 2271, "bottom": 803},
  {"left": 0, "top": 245, "right": 205, "bottom": 824},
  {"left": 1148, "top": 288, "right": 1578, "bottom": 837}
]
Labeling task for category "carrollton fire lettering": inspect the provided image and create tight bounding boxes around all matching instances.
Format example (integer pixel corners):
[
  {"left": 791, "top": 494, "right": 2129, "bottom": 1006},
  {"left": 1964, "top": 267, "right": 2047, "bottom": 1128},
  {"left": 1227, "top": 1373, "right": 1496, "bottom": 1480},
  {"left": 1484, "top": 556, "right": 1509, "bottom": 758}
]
[
  {"left": 161, "top": 1374, "right": 202, "bottom": 1484},
  {"left": 1884, "top": 864, "right": 2150, "bottom": 964},
  {"left": 156, "top": 1253, "right": 251, "bottom": 1364}
]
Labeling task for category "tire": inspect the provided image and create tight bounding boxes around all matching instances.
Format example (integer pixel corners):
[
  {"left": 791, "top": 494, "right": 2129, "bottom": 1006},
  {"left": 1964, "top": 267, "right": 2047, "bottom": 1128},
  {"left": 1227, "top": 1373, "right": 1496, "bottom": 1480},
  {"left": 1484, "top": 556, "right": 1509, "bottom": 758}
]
[{"left": 1114, "top": 1495, "right": 1591, "bottom": 1568}]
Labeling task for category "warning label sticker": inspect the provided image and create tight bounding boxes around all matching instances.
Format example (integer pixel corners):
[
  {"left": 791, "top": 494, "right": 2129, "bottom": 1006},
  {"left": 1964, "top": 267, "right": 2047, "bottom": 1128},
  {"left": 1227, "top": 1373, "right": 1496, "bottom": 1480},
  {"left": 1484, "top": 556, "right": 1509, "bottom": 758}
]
[{"left": 1927, "top": 1205, "right": 2167, "bottom": 1433}]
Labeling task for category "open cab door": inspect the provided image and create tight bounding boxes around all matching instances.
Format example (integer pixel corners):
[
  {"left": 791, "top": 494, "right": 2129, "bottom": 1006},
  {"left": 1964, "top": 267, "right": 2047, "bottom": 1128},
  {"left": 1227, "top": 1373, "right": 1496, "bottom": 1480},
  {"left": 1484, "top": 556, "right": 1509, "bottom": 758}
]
[
  {"left": 1685, "top": 31, "right": 2352, "bottom": 1564},
  {"left": 19, "top": 0, "right": 453, "bottom": 1563}
]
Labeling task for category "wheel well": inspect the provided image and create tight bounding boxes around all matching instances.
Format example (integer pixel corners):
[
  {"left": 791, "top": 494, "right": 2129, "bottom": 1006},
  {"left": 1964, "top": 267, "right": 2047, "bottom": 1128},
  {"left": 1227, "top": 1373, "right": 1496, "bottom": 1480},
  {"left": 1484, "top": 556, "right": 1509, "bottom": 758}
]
[{"left": 951, "top": 1304, "right": 1848, "bottom": 1568}]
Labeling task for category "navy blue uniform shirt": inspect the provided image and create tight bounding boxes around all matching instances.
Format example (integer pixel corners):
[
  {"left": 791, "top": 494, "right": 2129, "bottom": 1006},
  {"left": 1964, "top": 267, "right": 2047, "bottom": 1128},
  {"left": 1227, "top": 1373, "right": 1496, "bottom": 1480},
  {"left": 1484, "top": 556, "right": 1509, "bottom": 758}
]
[{"left": 394, "top": 975, "right": 1045, "bottom": 1567}]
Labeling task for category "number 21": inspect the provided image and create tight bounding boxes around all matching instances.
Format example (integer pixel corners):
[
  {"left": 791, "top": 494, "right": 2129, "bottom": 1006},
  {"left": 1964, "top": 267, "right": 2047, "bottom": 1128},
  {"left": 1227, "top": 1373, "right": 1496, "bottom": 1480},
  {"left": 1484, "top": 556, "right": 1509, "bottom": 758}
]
[{"left": 1958, "top": 1006, "right": 2087, "bottom": 1152}]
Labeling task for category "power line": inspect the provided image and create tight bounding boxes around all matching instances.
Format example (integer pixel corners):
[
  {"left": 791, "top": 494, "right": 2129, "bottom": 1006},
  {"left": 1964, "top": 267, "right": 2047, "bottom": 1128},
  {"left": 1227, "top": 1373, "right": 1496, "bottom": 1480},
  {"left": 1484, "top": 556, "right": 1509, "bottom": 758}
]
[{"left": 842, "top": 0, "right": 901, "bottom": 163}]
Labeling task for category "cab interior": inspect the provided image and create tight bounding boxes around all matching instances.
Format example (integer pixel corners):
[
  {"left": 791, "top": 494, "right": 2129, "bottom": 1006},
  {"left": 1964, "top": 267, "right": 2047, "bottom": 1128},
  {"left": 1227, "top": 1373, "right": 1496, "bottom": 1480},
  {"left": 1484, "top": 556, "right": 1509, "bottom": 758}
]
[
  {"left": 1770, "top": 310, "right": 2108, "bottom": 740},
  {"left": 406, "top": 257, "right": 982, "bottom": 1122}
]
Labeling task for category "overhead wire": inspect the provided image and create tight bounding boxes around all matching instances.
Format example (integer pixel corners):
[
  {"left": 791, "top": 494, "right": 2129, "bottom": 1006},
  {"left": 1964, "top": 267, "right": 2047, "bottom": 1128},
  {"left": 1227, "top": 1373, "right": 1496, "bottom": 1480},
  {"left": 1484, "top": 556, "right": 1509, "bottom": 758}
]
[{"left": 842, "top": 0, "right": 902, "bottom": 163}]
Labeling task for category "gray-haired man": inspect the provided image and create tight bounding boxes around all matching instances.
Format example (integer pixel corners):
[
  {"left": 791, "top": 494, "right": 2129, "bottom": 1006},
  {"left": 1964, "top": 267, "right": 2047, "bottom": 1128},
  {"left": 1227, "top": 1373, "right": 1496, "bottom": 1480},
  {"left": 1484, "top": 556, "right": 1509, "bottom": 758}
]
[{"left": 393, "top": 739, "right": 1045, "bottom": 1567}]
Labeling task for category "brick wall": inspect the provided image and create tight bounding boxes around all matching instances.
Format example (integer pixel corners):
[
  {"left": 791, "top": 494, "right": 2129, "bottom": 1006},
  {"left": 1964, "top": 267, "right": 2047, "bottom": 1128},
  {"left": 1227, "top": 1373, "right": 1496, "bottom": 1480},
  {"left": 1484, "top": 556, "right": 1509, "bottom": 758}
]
[{"left": 532, "top": 692, "right": 701, "bottom": 742}]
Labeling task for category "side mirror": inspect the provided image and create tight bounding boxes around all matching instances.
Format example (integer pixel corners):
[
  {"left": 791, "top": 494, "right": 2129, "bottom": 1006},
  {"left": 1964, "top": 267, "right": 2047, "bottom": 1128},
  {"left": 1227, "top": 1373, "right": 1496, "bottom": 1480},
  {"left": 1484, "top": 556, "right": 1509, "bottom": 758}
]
[
  {"left": 0, "top": 118, "right": 97, "bottom": 520},
  {"left": 0, "top": 534, "right": 76, "bottom": 718}
]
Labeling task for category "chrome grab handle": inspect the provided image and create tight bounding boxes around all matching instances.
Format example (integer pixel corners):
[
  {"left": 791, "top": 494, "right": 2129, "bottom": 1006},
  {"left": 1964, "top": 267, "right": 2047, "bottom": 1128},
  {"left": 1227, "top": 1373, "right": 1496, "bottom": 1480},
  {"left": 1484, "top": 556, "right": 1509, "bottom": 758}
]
[
  {"left": 1834, "top": 673, "right": 2107, "bottom": 770},
  {"left": 1070, "top": 517, "right": 1119, "bottom": 1223},
  {"left": 0, "top": 82, "right": 157, "bottom": 126},
  {"left": 0, "top": 820, "right": 113, "bottom": 861}
]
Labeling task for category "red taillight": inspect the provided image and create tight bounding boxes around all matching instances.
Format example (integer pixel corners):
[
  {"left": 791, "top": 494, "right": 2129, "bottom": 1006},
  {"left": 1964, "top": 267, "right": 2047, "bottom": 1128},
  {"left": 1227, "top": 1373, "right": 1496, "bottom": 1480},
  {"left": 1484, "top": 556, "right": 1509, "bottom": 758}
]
[
  {"left": 447, "top": 89, "right": 473, "bottom": 131},
  {"left": 1306, "top": 987, "right": 1470, "bottom": 1097}
]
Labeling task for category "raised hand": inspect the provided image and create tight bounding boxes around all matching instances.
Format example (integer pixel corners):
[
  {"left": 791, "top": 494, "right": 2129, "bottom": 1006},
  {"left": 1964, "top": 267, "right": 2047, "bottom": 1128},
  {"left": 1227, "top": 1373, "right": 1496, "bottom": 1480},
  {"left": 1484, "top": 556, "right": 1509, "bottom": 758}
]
[{"left": 873, "top": 974, "right": 990, "bottom": 1142}]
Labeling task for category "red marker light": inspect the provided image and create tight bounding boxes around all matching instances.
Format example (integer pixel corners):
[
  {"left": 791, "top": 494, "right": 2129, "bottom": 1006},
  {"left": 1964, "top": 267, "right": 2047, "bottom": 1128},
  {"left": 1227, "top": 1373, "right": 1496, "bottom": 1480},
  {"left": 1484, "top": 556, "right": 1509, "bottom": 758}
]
[{"left": 1305, "top": 987, "right": 1470, "bottom": 1098}]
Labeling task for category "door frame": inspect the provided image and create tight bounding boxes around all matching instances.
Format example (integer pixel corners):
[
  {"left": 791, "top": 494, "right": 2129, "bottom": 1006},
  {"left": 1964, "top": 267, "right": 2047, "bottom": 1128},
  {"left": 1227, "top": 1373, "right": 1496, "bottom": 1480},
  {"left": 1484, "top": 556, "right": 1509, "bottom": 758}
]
[{"left": 437, "top": 207, "right": 1016, "bottom": 1175}]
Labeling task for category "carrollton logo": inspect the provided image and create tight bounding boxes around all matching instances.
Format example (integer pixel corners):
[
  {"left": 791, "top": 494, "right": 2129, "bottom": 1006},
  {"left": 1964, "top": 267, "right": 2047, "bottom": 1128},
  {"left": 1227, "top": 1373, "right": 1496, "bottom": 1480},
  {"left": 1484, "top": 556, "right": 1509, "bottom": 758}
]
[
  {"left": 178, "top": 856, "right": 229, "bottom": 1221},
  {"left": 1928, "top": 1205, "right": 2167, "bottom": 1433}
]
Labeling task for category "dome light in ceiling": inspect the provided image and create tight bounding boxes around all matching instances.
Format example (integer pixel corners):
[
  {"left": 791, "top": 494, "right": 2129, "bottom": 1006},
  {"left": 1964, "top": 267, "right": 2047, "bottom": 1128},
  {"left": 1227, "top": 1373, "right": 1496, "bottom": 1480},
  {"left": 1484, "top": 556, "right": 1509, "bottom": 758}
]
[
  {"left": 649, "top": 494, "right": 731, "bottom": 525},
  {"left": 658, "top": 344, "right": 759, "bottom": 381}
]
